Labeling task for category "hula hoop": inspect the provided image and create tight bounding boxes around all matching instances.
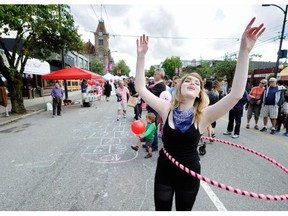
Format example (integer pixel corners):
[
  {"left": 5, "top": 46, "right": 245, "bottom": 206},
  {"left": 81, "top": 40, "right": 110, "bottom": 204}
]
[{"left": 162, "top": 136, "right": 288, "bottom": 201}]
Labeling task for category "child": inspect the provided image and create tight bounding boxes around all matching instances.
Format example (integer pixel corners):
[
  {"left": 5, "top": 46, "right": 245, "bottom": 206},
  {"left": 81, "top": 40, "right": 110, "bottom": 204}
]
[{"left": 131, "top": 113, "right": 156, "bottom": 159}]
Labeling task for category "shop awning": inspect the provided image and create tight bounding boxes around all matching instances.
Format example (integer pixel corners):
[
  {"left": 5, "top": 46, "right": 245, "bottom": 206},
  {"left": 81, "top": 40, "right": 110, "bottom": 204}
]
[
  {"left": 0, "top": 49, "right": 50, "bottom": 75},
  {"left": 23, "top": 58, "right": 50, "bottom": 75},
  {"left": 278, "top": 67, "right": 288, "bottom": 80}
]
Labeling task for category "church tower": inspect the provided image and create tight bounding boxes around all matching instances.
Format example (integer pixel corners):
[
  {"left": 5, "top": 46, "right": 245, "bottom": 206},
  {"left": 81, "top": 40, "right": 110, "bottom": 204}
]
[{"left": 94, "top": 18, "right": 113, "bottom": 68}]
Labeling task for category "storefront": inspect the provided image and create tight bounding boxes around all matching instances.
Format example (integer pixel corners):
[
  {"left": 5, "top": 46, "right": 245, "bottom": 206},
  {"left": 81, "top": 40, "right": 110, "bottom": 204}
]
[
  {"left": 22, "top": 58, "right": 50, "bottom": 98},
  {"left": 0, "top": 49, "right": 51, "bottom": 98}
]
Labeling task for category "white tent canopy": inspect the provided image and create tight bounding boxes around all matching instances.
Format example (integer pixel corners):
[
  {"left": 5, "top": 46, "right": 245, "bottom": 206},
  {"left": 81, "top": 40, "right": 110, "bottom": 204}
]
[
  {"left": 102, "top": 72, "right": 115, "bottom": 81},
  {"left": 102, "top": 72, "right": 116, "bottom": 95}
]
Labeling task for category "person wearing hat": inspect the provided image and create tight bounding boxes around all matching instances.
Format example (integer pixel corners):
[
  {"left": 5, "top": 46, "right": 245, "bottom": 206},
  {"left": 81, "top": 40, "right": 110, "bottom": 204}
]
[{"left": 260, "top": 77, "right": 285, "bottom": 134}]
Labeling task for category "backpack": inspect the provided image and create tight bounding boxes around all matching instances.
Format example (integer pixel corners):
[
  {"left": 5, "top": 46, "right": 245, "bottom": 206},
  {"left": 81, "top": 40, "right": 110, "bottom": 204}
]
[
  {"left": 116, "top": 93, "right": 122, "bottom": 102},
  {"left": 277, "top": 89, "right": 286, "bottom": 107},
  {"left": 207, "top": 90, "right": 219, "bottom": 105}
]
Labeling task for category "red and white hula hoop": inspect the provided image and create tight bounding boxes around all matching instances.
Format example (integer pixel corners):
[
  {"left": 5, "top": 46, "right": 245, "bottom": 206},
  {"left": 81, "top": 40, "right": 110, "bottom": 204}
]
[{"left": 162, "top": 136, "right": 288, "bottom": 201}]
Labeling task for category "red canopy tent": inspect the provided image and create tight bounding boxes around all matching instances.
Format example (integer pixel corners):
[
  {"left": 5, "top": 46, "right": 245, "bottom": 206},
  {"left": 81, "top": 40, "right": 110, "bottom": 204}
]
[
  {"left": 42, "top": 66, "right": 102, "bottom": 80},
  {"left": 42, "top": 66, "right": 103, "bottom": 102}
]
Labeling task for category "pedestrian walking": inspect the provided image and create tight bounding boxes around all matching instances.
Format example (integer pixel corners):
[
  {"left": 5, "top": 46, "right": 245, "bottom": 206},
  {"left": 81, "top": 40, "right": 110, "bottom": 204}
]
[
  {"left": 116, "top": 80, "right": 130, "bottom": 121},
  {"left": 51, "top": 82, "right": 64, "bottom": 118},
  {"left": 223, "top": 90, "right": 248, "bottom": 138},
  {"left": 104, "top": 80, "right": 112, "bottom": 101},
  {"left": 275, "top": 80, "right": 287, "bottom": 133},
  {"left": 205, "top": 80, "right": 220, "bottom": 139}
]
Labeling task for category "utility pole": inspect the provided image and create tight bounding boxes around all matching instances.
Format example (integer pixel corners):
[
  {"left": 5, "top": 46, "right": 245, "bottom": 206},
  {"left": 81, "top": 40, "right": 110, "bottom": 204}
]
[
  {"left": 262, "top": 4, "right": 288, "bottom": 77},
  {"left": 58, "top": 5, "right": 69, "bottom": 101}
]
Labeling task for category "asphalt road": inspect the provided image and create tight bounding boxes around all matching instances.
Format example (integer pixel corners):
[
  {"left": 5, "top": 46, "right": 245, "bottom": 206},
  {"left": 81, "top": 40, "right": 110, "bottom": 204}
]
[{"left": 0, "top": 96, "right": 287, "bottom": 211}]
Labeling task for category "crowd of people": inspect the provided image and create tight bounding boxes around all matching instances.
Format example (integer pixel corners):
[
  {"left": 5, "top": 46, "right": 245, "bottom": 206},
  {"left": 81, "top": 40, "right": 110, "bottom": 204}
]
[
  {"left": 202, "top": 77, "right": 288, "bottom": 138},
  {"left": 46, "top": 68, "right": 288, "bottom": 140}
]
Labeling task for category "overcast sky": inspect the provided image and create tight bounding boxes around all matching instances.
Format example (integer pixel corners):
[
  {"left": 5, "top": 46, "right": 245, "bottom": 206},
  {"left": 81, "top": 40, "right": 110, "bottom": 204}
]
[{"left": 68, "top": 1, "right": 288, "bottom": 75}]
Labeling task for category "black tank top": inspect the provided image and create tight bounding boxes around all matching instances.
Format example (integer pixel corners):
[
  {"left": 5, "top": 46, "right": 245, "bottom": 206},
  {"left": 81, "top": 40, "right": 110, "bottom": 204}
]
[{"left": 160, "top": 113, "right": 201, "bottom": 168}]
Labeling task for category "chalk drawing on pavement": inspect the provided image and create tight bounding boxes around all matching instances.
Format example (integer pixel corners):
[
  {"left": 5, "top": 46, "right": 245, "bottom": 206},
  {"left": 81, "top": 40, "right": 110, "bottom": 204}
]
[{"left": 81, "top": 138, "right": 138, "bottom": 164}]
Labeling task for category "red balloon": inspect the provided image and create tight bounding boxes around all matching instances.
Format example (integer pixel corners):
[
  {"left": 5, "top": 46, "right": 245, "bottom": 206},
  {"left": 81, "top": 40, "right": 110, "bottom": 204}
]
[
  {"left": 88, "top": 80, "right": 96, "bottom": 86},
  {"left": 131, "top": 120, "right": 146, "bottom": 135}
]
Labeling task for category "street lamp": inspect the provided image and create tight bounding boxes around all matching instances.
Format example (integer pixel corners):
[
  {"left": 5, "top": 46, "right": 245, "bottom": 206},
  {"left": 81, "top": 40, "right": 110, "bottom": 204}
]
[{"left": 262, "top": 4, "right": 288, "bottom": 77}]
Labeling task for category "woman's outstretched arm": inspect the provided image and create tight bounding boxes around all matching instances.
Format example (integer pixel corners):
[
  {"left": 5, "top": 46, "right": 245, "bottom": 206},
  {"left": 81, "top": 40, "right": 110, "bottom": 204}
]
[
  {"left": 135, "top": 34, "right": 171, "bottom": 119},
  {"left": 200, "top": 17, "right": 265, "bottom": 133}
]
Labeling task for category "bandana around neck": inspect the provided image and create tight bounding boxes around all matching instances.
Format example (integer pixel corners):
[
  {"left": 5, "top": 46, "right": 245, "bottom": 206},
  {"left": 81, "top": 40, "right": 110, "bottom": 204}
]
[{"left": 173, "top": 107, "right": 194, "bottom": 133}]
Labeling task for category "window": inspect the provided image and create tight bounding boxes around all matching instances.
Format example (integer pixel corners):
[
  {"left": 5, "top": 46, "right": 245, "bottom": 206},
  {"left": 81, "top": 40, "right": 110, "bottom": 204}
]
[
  {"left": 98, "top": 39, "right": 103, "bottom": 46},
  {"left": 99, "top": 50, "right": 104, "bottom": 64}
]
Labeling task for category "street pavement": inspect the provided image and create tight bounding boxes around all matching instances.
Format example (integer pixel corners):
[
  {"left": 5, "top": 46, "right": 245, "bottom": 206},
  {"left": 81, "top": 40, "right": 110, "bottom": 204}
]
[{"left": 0, "top": 93, "right": 287, "bottom": 211}]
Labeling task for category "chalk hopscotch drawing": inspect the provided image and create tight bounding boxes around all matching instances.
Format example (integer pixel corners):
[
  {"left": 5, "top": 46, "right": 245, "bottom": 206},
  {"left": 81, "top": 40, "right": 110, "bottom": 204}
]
[
  {"left": 81, "top": 123, "right": 138, "bottom": 164},
  {"left": 81, "top": 138, "right": 138, "bottom": 164},
  {"left": 74, "top": 113, "right": 139, "bottom": 164}
]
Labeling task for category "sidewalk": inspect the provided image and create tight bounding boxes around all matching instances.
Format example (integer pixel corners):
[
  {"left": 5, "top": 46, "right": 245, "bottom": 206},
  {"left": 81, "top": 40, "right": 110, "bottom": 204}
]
[{"left": 0, "top": 90, "right": 82, "bottom": 126}]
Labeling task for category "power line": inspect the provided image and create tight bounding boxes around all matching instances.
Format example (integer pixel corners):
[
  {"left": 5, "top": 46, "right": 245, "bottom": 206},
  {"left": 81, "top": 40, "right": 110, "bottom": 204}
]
[
  {"left": 101, "top": 5, "right": 117, "bottom": 49},
  {"left": 109, "top": 34, "right": 240, "bottom": 40},
  {"left": 90, "top": 4, "right": 99, "bottom": 21},
  {"left": 102, "top": 5, "right": 115, "bottom": 37}
]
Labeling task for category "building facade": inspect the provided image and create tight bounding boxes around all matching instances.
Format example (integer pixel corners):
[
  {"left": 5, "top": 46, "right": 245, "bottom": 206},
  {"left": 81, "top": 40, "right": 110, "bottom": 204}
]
[{"left": 85, "top": 18, "right": 114, "bottom": 72}]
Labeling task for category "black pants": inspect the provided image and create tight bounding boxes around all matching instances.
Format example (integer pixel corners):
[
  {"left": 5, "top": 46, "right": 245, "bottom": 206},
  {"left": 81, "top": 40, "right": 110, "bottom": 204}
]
[
  {"left": 211, "top": 121, "right": 216, "bottom": 128},
  {"left": 276, "top": 107, "right": 283, "bottom": 131},
  {"left": 133, "top": 103, "right": 142, "bottom": 120},
  {"left": 52, "top": 97, "right": 62, "bottom": 115},
  {"left": 227, "top": 109, "right": 243, "bottom": 135},
  {"left": 154, "top": 154, "right": 201, "bottom": 211}
]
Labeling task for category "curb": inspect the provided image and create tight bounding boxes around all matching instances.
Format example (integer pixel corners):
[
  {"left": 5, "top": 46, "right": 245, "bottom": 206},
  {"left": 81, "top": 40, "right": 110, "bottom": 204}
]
[{"left": 0, "top": 109, "right": 45, "bottom": 126}]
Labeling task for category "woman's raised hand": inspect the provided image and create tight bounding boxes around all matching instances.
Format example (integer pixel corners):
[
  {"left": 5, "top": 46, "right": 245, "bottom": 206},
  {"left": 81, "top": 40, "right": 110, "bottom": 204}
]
[
  {"left": 136, "top": 34, "right": 149, "bottom": 57},
  {"left": 241, "top": 17, "right": 265, "bottom": 52}
]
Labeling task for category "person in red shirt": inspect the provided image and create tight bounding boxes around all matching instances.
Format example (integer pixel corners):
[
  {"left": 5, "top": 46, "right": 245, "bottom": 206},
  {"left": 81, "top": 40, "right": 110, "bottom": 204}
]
[{"left": 246, "top": 79, "right": 267, "bottom": 130}]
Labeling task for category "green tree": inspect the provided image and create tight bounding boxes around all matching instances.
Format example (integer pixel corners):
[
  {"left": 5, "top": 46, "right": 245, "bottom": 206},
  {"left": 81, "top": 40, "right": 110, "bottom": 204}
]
[
  {"left": 195, "top": 61, "right": 213, "bottom": 79},
  {"left": 161, "top": 56, "right": 182, "bottom": 79},
  {"left": 182, "top": 65, "right": 196, "bottom": 75},
  {"left": 146, "top": 65, "right": 156, "bottom": 77},
  {"left": 0, "top": 5, "right": 84, "bottom": 114},
  {"left": 113, "top": 60, "right": 130, "bottom": 77},
  {"left": 90, "top": 58, "right": 104, "bottom": 75},
  {"left": 212, "top": 54, "right": 237, "bottom": 87}
]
